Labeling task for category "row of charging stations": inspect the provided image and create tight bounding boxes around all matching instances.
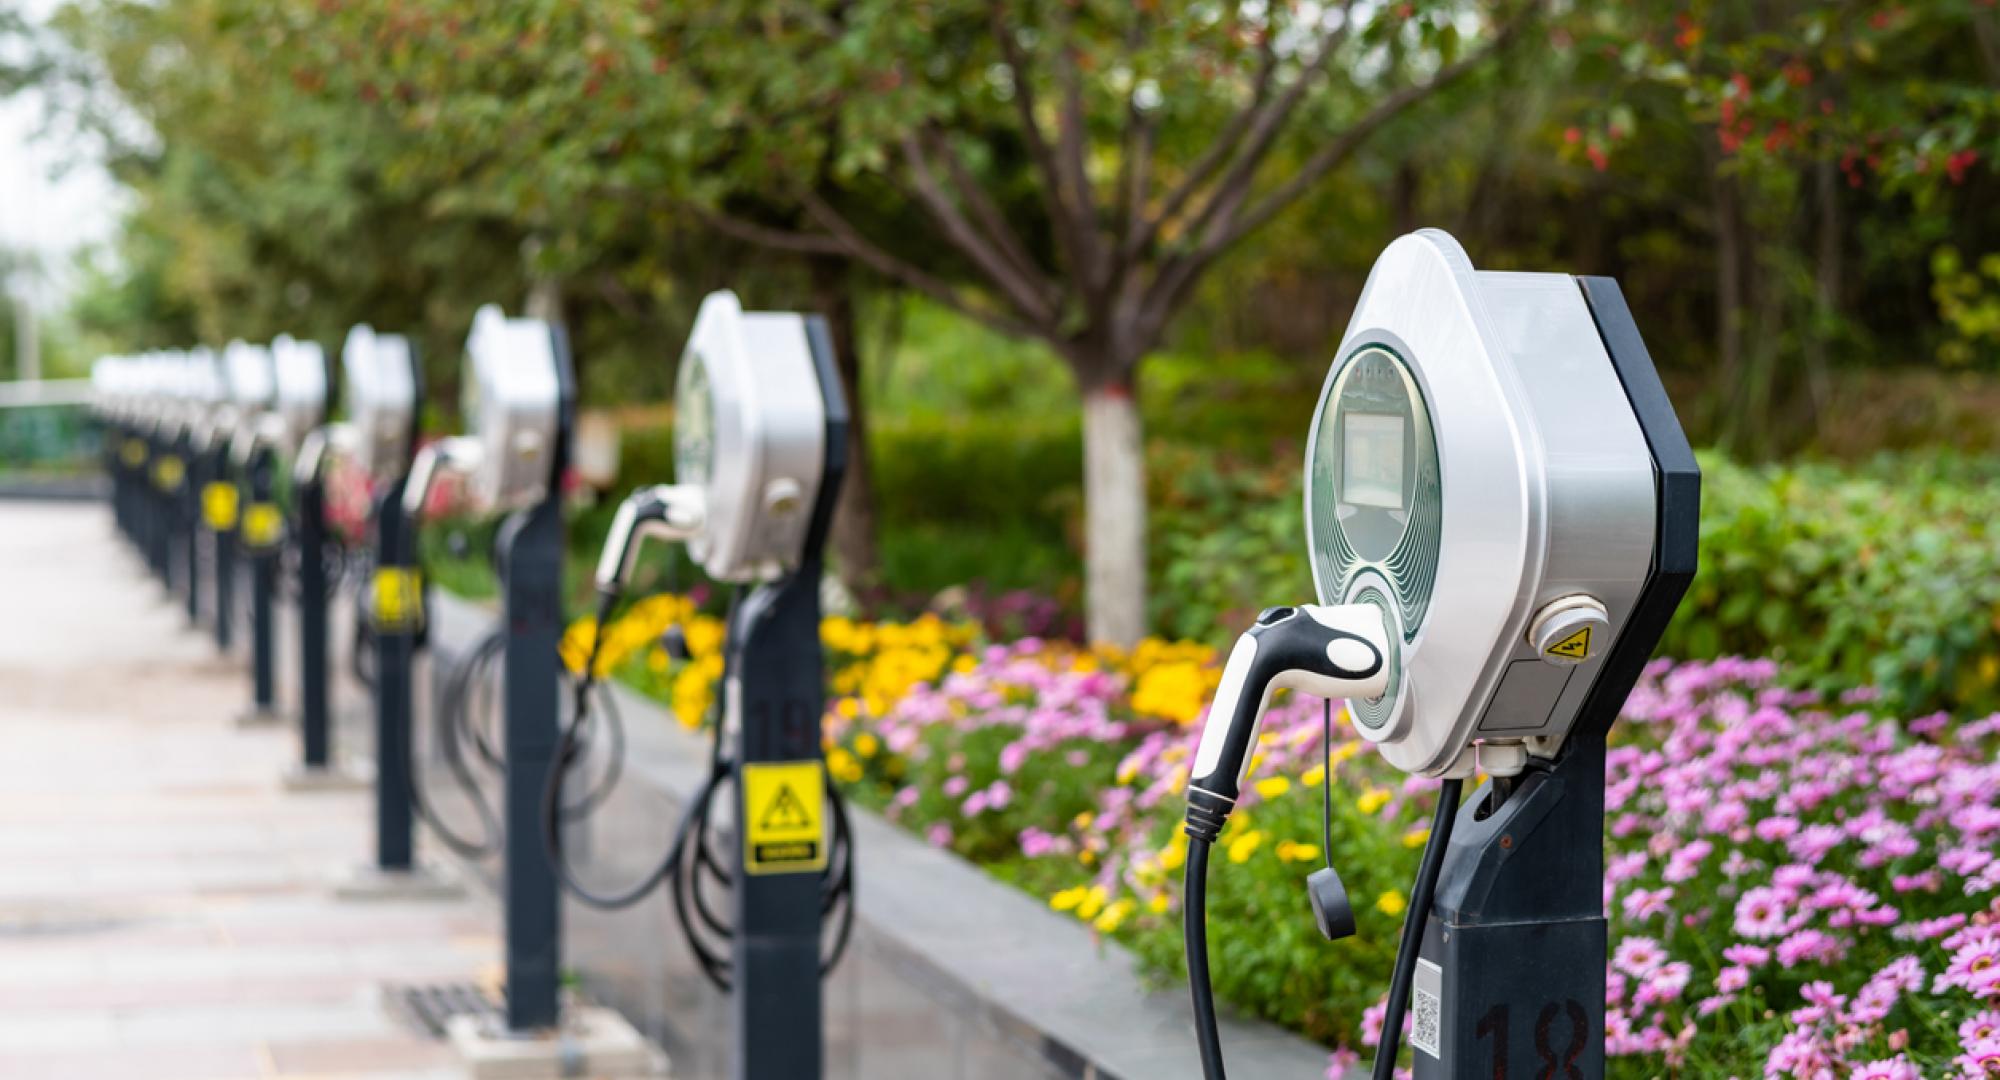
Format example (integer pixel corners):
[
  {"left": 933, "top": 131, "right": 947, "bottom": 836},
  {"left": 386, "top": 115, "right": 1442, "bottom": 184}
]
[
  {"left": 88, "top": 230, "right": 1699, "bottom": 1079},
  {"left": 89, "top": 292, "right": 856, "bottom": 1078},
  {"left": 94, "top": 339, "right": 329, "bottom": 736}
]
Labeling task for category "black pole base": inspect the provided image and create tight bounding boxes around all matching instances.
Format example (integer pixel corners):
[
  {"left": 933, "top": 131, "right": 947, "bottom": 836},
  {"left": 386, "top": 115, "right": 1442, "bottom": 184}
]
[
  {"left": 1411, "top": 739, "right": 1607, "bottom": 1080},
  {"left": 496, "top": 496, "right": 565, "bottom": 1034}
]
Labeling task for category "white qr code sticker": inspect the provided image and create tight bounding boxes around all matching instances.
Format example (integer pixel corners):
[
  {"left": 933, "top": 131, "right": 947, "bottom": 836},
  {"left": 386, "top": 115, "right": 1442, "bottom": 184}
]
[{"left": 1411, "top": 958, "right": 1443, "bottom": 1058}]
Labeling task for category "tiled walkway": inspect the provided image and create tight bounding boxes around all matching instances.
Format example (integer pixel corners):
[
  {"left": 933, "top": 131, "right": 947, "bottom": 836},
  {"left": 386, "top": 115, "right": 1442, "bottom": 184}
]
[{"left": 0, "top": 503, "right": 495, "bottom": 1080}]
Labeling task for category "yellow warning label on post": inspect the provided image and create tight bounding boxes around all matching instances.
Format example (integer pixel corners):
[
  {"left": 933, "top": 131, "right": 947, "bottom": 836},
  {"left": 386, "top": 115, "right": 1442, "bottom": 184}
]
[
  {"left": 741, "top": 761, "right": 827, "bottom": 875},
  {"left": 202, "top": 482, "right": 240, "bottom": 531},
  {"left": 121, "top": 439, "right": 148, "bottom": 467},
  {"left": 241, "top": 502, "right": 283, "bottom": 549},
  {"left": 1546, "top": 626, "right": 1592, "bottom": 660},
  {"left": 371, "top": 567, "right": 425, "bottom": 633},
  {"left": 152, "top": 455, "right": 185, "bottom": 492}
]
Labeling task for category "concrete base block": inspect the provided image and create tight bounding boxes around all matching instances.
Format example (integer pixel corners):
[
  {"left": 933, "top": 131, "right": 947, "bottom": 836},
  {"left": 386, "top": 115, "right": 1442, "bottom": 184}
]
[
  {"left": 446, "top": 1007, "right": 667, "bottom": 1079},
  {"left": 332, "top": 862, "right": 466, "bottom": 902},
  {"left": 281, "top": 762, "right": 372, "bottom": 793},
  {"left": 234, "top": 706, "right": 287, "bottom": 729}
]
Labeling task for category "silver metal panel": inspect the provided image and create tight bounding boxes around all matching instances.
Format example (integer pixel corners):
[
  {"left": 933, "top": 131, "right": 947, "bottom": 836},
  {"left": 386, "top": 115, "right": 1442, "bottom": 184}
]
[
  {"left": 676, "top": 291, "right": 827, "bottom": 583},
  {"left": 1473, "top": 272, "right": 1657, "bottom": 749},
  {"left": 340, "top": 324, "right": 418, "bottom": 481},
  {"left": 1318, "top": 230, "right": 1546, "bottom": 776},
  {"left": 463, "top": 305, "right": 562, "bottom": 512},
  {"left": 1314, "top": 231, "right": 1660, "bottom": 775},
  {"left": 269, "top": 335, "right": 328, "bottom": 455}
]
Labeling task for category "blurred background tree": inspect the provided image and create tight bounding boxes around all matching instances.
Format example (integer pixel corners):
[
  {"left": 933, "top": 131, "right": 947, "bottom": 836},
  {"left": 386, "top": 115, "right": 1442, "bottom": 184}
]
[{"left": 9, "top": 0, "right": 2000, "bottom": 640}]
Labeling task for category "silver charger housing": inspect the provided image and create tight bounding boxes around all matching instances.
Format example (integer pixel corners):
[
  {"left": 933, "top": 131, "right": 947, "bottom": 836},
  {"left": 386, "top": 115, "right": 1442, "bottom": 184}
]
[
  {"left": 337, "top": 324, "right": 419, "bottom": 482},
  {"left": 1306, "top": 229, "right": 1658, "bottom": 778},
  {"left": 462, "top": 304, "right": 564, "bottom": 513},
  {"left": 223, "top": 341, "right": 277, "bottom": 464},
  {"left": 265, "top": 335, "right": 328, "bottom": 456},
  {"left": 674, "top": 290, "right": 829, "bottom": 583}
]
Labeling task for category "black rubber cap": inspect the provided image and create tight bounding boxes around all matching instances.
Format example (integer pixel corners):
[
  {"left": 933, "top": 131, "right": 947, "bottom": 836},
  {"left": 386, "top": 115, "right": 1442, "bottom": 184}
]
[{"left": 1307, "top": 866, "right": 1357, "bottom": 942}]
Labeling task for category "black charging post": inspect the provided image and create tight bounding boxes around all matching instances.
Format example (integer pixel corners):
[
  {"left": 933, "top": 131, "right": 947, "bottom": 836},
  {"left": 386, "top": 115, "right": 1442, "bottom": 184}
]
[
  {"left": 241, "top": 444, "right": 282, "bottom": 724},
  {"left": 206, "top": 447, "right": 238, "bottom": 653},
  {"left": 179, "top": 425, "right": 202, "bottom": 627},
  {"left": 495, "top": 328, "right": 574, "bottom": 1032},
  {"left": 291, "top": 438, "right": 334, "bottom": 767},
  {"left": 722, "top": 320, "right": 848, "bottom": 1079}
]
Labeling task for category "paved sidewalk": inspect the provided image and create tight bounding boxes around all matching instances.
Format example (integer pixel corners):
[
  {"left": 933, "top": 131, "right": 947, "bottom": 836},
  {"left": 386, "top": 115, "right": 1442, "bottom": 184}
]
[{"left": 0, "top": 503, "right": 496, "bottom": 1080}]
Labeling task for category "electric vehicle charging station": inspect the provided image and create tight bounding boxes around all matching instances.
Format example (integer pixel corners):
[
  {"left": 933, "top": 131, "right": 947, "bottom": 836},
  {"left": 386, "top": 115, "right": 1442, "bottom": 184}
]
[
  {"left": 572, "top": 290, "right": 853, "bottom": 1080},
  {"left": 157, "top": 354, "right": 200, "bottom": 616},
  {"left": 211, "top": 342, "right": 277, "bottom": 659},
  {"left": 180, "top": 349, "right": 228, "bottom": 631},
  {"left": 311, "top": 325, "right": 425, "bottom": 794},
  {"left": 1181, "top": 230, "right": 1698, "bottom": 1080},
  {"left": 398, "top": 304, "right": 574, "bottom": 1032},
  {"left": 224, "top": 341, "right": 293, "bottom": 726},
  {"left": 94, "top": 357, "right": 142, "bottom": 554}
]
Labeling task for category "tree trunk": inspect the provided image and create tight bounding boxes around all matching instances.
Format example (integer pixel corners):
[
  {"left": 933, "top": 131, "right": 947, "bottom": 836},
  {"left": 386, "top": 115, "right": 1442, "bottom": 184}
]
[
  {"left": 1711, "top": 161, "right": 1747, "bottom": 452},
  {"left": 1806, "top": 157, "right": 1842, "bottom": 434},
  {"left": 1083, "top": 375, "right": 1147, "bottom": 648},
  {"left": 809, "top": 256, "right": 879, "bottom": 591},
  {"left": 1973, "top": 10, "right": 2000, "bottom": 84},
  {"left": 1392, "top": 160, "right": 1421, "bottom": 235}
]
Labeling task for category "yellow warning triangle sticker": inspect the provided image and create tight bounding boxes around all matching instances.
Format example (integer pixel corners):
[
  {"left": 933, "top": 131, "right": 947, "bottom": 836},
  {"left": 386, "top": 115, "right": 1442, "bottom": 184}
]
[
  {"left": 1547, "top": 626, "right": 1592, "bottom": 659},
  {"left": 759, "top": 783, "right": 815, "bottom": 831}
]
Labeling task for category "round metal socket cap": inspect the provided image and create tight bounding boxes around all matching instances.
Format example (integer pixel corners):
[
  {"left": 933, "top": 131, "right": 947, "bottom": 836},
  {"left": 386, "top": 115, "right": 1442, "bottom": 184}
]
[{"left": 1527, "top": 595, "right": 1610, "bottom": 666}]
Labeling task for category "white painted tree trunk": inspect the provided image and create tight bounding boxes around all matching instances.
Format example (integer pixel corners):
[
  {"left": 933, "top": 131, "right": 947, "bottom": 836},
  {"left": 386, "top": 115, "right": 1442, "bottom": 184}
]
[{"left": 1083, "top": 382, "right": 1147, "bottom": 648}]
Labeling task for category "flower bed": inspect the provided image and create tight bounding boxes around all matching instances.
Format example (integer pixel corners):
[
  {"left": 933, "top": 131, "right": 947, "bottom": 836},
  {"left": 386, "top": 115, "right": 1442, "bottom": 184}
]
[{"left": 566, "top": 599, "right": 2000, "bottom": 1078}]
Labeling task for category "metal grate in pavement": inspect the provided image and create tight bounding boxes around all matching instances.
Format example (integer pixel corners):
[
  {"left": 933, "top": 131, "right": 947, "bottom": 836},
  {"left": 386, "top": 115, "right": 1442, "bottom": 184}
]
[{"left": 385, "top": 980, "right": 504, "bottom": 1039}]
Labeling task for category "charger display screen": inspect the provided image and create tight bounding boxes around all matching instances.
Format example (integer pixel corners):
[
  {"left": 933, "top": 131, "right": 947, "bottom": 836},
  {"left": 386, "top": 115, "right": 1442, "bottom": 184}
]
[{"left": 1342, "top": 413, "right": 1405, "bottom": 511}]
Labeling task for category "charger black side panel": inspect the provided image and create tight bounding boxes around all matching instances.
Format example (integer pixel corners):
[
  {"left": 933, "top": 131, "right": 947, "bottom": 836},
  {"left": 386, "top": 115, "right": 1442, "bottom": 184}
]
[{"left": 1574, "top": 276, "right": 1700, "bottom": 742}]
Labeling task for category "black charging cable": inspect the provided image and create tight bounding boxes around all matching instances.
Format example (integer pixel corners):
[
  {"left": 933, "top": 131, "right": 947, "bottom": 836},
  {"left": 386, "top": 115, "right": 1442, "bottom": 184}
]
[
  {"left": 1370, "top": 778, "right": 1461, "bottom": 1080},
  {"left": 409, "top": 615, "right": 626, "bottom": 860},
  {"left": 537, "top": 583, "right": 857, "bottom": 990},
  {"left": 1182, "top": 719, "right": 1463, "bottom": 1080}
]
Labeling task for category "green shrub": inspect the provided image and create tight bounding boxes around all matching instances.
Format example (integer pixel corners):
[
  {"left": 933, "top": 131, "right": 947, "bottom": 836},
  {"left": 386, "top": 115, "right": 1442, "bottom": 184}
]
[
  {"left": 1663, "top": 450, "right": 2000, "bottom": 715},
  {"left": 1146, "top": 445, "right": 2000, "bottom": 716}
]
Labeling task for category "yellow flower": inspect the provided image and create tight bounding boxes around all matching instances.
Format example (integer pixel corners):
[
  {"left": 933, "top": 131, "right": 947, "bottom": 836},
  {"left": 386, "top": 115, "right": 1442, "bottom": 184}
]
[
  {"left": 1332, "top": 743, "right": 1361, "bottom": 765},
  {"left": 1147, "top": 892, "right": 1170, "bottom": 915},
  {"left": 1158, "top": 834, "right": 1188, "bottom": 872},
  {"left": 1079, "top": 849, "right": 1097, "bottom": 866},
  {"left": 1357, "top": 787, "right": 1391, "bottom": 815},
  {"left": 1073, "top": 810, "right": 1093, "bottom": 829},
  {"left": 826, "top": 748, "right": 863, "bottom": 784},
  {"left": 1076, "top": 885, "right": 1109, "bottom": 920},
  {"left": 1092, "top": 898, "right": 1136, "bottom": 934},
  {"left": 1301, "top": 763, "right": 1326, "bottom": 787},
  {"left": 1115, "top": 759, "right": 1141, "bottom": 785},
  {"left": 951, "top": 654, "right": 977, "bottom": 674},
  {"left": 1275, "top": 840, "right": 1321, "bottom": 864},
  {"left": 1049, "top": 886, "right": 1088, "bottom": 912},
  {"left": 835, "top": 697, "right": 860, "bottom": 720},
  {"left": 853, "top": 731, "right": 879, "bottom": 758},
  {"left": 1401, "top": 827, "right": 1432, "bottom": 849},
  {"left": 1226, "top": 829, "right": 1265, "bottom": 864},
  {"left": 1375, "top": 890, "right": 1407, "bottom": 917},
  {"left": 1130, "top": 660, "right": 1220, "bottom": 726},
  {"left": 1254, "top": 776, "right": 1291, "bottom": 800}
]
